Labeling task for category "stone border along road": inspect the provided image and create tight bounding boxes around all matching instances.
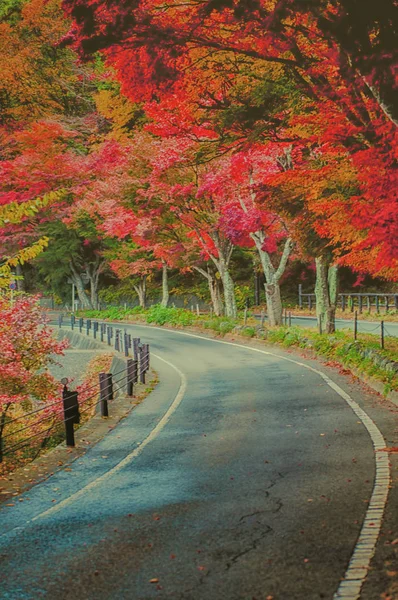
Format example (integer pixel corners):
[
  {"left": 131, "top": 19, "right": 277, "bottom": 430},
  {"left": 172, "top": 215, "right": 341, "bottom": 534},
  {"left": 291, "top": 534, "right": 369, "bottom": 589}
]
[{"left": 0, "top": 321, "right": 394, "bottom": 599}]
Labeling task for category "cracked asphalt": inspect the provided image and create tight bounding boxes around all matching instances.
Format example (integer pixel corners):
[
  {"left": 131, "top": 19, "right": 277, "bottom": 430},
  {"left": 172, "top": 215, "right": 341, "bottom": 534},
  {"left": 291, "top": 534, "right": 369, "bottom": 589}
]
[{"left": 0, "top": 324, "right": 396, "bottom": 600}]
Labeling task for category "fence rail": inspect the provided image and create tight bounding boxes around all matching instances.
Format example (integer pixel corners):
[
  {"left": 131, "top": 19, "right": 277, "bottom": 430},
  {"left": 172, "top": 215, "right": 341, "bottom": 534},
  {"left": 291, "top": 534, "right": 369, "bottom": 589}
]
[
  {"left": 0, "top": 318, "right": 151, "bottom": 464},
  {"left": 298, "top": 285, "right": 398, "bottom": 313}
]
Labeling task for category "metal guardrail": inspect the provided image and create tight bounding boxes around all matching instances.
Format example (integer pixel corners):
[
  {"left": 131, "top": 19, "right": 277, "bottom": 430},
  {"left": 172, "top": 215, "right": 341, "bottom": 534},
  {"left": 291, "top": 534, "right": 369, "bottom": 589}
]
[{"left": 0, "top": 318, "right": 151, "bottom": 464}]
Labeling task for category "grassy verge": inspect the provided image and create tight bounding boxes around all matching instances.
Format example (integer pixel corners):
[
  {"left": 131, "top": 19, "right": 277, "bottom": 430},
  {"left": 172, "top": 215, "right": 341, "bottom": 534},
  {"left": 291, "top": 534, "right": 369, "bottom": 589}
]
[{"left": 79, "top": 305, "right": 398, "bottom": 396}]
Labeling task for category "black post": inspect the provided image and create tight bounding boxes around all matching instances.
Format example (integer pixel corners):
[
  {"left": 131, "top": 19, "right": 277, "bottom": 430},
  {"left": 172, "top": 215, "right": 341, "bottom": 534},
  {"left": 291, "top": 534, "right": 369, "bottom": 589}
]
[
  {"left": 79, "top": 317, "right": 83, "bottom": 333},
  {"left": 342, "top": 295, "right": 346, "bottom": 312},
  {"left": 58, "top": 314, "right": 63, "bottom": 328},
  {"left": 354, "top": 310, "right": 358, "bottom": 340},
  {"left": 139, "top": 347, "right": 145, "bottom": 384},
  {"left": 127, "top": 359, "right": 135, "bottom": 396},
  {"left": 62, "top": 385, "right": 80, "bottom": 447},
  {"left": 115, "top": 330, "right": 120, "bottom": 352},
  {"left": 376, "top": 295, "right": 380, "bottom": 313},
  {"left": 298, "top": 284, "right": 302, "bottom": 309},
  {"left": 99, "top": 373, "right": 112, "bottom": 417},
  {"left": 381, "top": 321, "right": 384, "bottom": 349},
  {"left": 100, "top": 323, "right": 105, "bottom": 343},
  {"left": 93, "top": 321, "right": 99, "bottom": 339},
  {"left": 359, "top": 295, "right": 363, "bottom": 314},
  {"left": 133, "top": 338, "right": 140, "bottom": 361},
  {"left": 394, "top": 295, "right": 398, "bottom": 311},
  {"left": 71, "top": 314, "right": 75, "bottom": 330},
  {"left": 107, "top": 326, "right": 112, "bottom": 345},
  {"left": 128, "top": 334, "right": 132, "bottom": 349},
  {"left": 86, "top": 319, "right": 91, "bottom": 335},
  {"left": 386, "top": 296, "right": 389, "bottom": 313},
  {"left": 124, "top": 332, "right": 129, "bottom": 357}
]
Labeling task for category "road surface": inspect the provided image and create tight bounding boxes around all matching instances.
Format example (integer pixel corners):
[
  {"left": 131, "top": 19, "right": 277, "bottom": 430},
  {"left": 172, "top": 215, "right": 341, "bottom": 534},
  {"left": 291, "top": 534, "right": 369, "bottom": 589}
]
[{"left": 0, "top": 324, "right": 395, "bottom": 600}]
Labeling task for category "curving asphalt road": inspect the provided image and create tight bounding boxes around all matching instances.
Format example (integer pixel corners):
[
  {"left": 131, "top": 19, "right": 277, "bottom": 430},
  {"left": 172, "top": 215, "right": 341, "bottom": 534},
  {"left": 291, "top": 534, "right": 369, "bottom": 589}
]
[{"left": 0, "top": 324, "right": 394, "bottom": 600}]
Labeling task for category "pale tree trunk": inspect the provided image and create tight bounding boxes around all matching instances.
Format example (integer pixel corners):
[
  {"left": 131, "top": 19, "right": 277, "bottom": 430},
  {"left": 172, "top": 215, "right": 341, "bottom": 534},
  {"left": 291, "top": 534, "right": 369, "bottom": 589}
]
[
  {"left": 15, "top": 264, "right": 25, "bottom": 292},
  {"left": 161, "top": 262, "right": 169, "bottom": 307},
  {"left": 315, "top": 257, "right": 339, "bottom": 334},
  {"left": 86, "top": 258, "right": 105, "bottom": 311},
  {"left": 193, "top": 265, "right": 224, "bottom": 316},
  {"left": 238, "top": 177, "right": 294, "bottom": 327},
  {"left": 134, "top": 276, "right": 147, "bottom": 308},
  {"left": 250, "top": 232, "right": 294, "bottom": 326},
  {"left": 70, "top": 263, "right": 92, "bottom": 309},
  {"left": 209, "top": 232, "right": 237, "bottom": 318}
]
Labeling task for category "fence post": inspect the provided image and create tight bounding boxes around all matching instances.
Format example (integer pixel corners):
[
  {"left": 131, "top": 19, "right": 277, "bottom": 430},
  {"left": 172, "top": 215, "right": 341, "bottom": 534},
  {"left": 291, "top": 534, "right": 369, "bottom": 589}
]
[
  {"left": 380, "top": 321, "right": 385, "bottom": 349},
  {"left": 359, "top": 295, "right": 363, "bottom": 314},
  {"left": 342, "top": 295, "right": 346, "bottom": 312},
  {"left": 386, "top": 296, "right": 389, "bottom": 313},
  {"left": 115, "top": 329, "right": 120, "bottom": 352},
  {"left": 124, "top": 332, "right": 129, "bottom": 357},
  {"left": 139, "top": 346, "right": 146, "bottom": 384},
  {"left": 298, "top": 284, "right": 302, "bottom": 309},
  {"left": 93, "top": 321, "right": 98, "bottom": 339},
  {"left": 354, "top": 310, "right": 358, "bottom": 340},
  {"left": 107, "top": 326, "right": 112, "bottom": 345},
  {"left": 196, "top": 303, "right": 200, "bottom": 316},
  {"left": 62, "top": 384, "right": 80, "bottom": 447},
  {"left": 376, "top": 295, "right": 380, "bottom": 313},
  {"left": 58, "top": 314, "right": 63, "bottom": 328},
  {"left": 367, "top": 296, "right": 371, "bottom": 313},
  {"left": 100, "top": 323, "right": 105, "bottom": 343},
  {"left": 127, "top": 359, "right": 136, "bottom": 396},
  {"left": 86, "top": 319, "right": 91, "bottom": 335},
  {"left": 288, "top": 311, "right": 292, "bottom": 327},
  {"left": 79, "top": 317, "right": 83, "bottom": 333},
  {"left": 395, "top": 295, "right": 398, "bottom": 311},
  {"left": 260, "top": 310, "right": 265, "bottom": 327},
  {"left": 71, "top": 314, "right": 75, "bottom": 330},
  {"left": 99, "top": 373, "right": 112, "bottom": 417},
  {"left": 308, "top": 295, "right": 312, "bottom": 311},
  {"left": 133, "top": 338, "right": 140, "bottom": 361}
]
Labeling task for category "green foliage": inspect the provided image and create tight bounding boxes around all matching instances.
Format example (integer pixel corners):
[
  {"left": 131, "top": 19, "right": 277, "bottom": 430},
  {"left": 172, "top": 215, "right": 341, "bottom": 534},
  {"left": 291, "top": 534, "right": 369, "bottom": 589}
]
[{"left": 146, "top": 305, "right": 196, "bottom": 326}]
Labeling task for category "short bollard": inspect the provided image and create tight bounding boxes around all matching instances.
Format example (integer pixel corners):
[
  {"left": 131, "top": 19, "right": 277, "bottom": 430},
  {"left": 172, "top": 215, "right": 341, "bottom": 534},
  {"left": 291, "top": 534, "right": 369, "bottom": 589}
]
[
  {"left": 127, "top": 359, "right": 137, "bottom": 396},
  {"left": 79, "top": 317, "right": 83, "bottom": 333},
  {"left": 144, "top": 344, "right": 150, "bottom": 370},
  {"left": 62, "top": 382, "right": 80, "bottom": 447},
  {"left": 100, "top": 323, "right": 105, "bottom": 342},
  {"left": 99, "top": 373, "right": 113, "bottom": 417},
  {"left": 86, "top": 319, "right": 91, "bottom": 335},
  {"left": 107, "top": 326, "right": 112, "bottom": 345},
  {"left": 93, "top": 321, "right": 99, "bottom": 339},
  {"left": 115, "top": 330, "right": 120, "bottom": 352},
  {"left": 71, "top": 314, "right": 75, "bottom": 330},
  {"left": 128, "top": 334, "right": 132, "bottom": 348},
  {"left": 58, "top": 314, "right": 63, "bottom": 328},
  {"left": 124, "top": 332, "right": 129, "bottom": 357},
  {"left": 139, "top": 347, "right": 146, "bottom": 384}
]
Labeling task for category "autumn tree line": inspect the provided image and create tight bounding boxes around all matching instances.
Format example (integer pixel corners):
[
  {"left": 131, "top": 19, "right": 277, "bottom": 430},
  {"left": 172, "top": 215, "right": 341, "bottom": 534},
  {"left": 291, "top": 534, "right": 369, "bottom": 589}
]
[{"left": 0, "top": 0, "right": 397, "bottom": 333}]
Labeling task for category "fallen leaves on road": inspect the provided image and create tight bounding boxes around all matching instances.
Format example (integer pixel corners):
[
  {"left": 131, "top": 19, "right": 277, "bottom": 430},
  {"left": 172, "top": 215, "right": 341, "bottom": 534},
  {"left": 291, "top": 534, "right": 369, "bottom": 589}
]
[{"left": 149, "top": 578, "right": 159, "bottom": 584}]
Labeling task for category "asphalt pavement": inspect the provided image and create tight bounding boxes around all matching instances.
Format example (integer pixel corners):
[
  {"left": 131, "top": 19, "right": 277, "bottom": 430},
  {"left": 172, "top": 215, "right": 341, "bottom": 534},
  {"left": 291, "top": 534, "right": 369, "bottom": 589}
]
[{"left": 0, "top": 324, "right": 396, "bottom": 600}]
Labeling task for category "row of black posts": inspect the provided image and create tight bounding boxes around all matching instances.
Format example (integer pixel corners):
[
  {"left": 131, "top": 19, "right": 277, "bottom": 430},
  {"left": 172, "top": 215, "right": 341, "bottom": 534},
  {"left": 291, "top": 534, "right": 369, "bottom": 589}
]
[{"left": 61, "top": 314, "right": 151, "bottom": 447}]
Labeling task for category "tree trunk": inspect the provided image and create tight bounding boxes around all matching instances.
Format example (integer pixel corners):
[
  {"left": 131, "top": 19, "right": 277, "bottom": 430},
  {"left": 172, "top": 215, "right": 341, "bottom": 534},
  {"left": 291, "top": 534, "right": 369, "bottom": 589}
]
[
  {"left": 193, "top": 265, "right": 224, "bottom": 316},
  {"left": 15, "top": 264, "right": 25, "bottom": 292},
  {"left": 315, "top": 257, "right": 339, "bottom": 334},
  {"left": 251, "top": 234, "right": 294, "bottom": 327},
  {"left": 70, "top": 264, "right": 92, "bottom": 309},
  {"left": 209, "top": 275, "right": 223, "bottom": 316},
  {"left": 134, "top": 276, "right": 147, "bottom": 308},
  {"left": 264, "top": 283, "right": 283, "bottom": 327},
  {"left": 218, "top": 265, "right": 237, "bottom": 318},
  {"left": 161, "top": 262, "right": 169, "bottom": 307}
]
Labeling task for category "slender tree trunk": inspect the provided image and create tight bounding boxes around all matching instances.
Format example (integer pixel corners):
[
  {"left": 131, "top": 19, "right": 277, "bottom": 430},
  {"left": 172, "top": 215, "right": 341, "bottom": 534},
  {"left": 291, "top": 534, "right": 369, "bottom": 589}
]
[
  {"left": 218, "top": 265, "right": 237, "bottom": 318},
  {"left": 315, "top": 257, "right": 339, "bottom": 333},
  {"left": 0, "top": 403, "right": 11, "bottom": 463},
  {"left": 193, "top": 265, "right": 224, "bottom": 316},
  {"left": 15, "top": 264, "right": 25, "bottom": 292},
  {"left": 161, "top": 262, "right": 169, "bottom": 307},
  {"left": 209, "top": 232, "right": 237, "bottom": 318},
  {"left": 134, "top": 276, "right": 147, "bottom": 308},
  {"left": 70, "top": 264, "right": 92, "bottom": 309},
  {"left": 251, "top": 234, "right": 294, "bottom": 327},
  {"left": 209, "top": 275, "right": 223, "bottom": 316}
]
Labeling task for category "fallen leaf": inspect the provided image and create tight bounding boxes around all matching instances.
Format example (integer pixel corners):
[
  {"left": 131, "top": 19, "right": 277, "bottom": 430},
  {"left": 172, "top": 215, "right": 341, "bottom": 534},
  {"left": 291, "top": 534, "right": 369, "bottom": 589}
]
[{"left": 149, "top": 578, "right": 159, "bottom": 584}]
